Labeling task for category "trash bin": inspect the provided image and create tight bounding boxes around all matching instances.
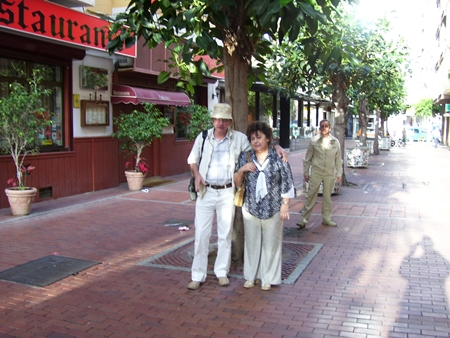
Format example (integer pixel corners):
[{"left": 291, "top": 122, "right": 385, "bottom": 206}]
[{"left": 346, "top": 146, "right": 370, "bottom": 168}]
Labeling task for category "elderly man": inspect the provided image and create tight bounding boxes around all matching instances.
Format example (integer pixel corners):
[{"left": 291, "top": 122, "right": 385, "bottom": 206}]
[
  {"left": 187, "top": 103, "right": 286, "bottom": 290},
  {"left": 297, "top": 119, "right": 342, "bottom": 228}
]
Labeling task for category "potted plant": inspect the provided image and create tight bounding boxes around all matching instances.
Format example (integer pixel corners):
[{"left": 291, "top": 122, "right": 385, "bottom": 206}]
[
  {"left": 0, "top": 70, "right": 52, "bottom": 216},
  {"left": 112, "top": 102, "right": 170, "bottom": 190}
]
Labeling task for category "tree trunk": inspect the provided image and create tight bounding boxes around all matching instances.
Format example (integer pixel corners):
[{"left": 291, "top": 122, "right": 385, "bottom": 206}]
[
  {"left": 331, "top": 74, "right": 349, "bottom": 186},
  {"left": 222, "top": 47, "right": 251, "bottom": 264},
  {"left": 358, "top": 98, "right": 368, "bottom": 147},
  {"left": 373, "top": 108, "right": 380, "bottom": 155},
  {"left": 380, "top": 116, "right": 386, "bottom": 136},
  {"left": 231, "top": 207, "right": 245, "bottom": 264},
  {"left": 223, "top": 48, "right": 249, "bottom": 133}
]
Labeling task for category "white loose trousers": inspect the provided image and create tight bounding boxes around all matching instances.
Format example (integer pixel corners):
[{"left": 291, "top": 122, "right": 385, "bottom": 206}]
[
  {"left": 242, "top": 207, "right": 283, "bottom": 286},
  {"left": 191, "top": 186, "right": 235, "bottom": 282}
]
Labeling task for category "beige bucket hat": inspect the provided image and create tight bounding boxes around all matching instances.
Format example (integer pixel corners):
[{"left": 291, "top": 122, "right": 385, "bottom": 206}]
[{"left": 211, "top": 103, "right": 233, "bottom": 120}]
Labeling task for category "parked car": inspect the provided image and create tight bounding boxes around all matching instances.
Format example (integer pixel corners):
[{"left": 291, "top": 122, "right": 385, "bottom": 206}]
[{"left": 406, "top": 127, "right": 428, "bottom": 142}]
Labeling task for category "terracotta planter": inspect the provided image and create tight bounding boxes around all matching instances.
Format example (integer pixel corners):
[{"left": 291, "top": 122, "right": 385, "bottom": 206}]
[
  {"left": 4, "top": 187, "right": 38, "bottom": 216},
  {"left": 124, "top": 171, "right": 146, "bottom": 191}
]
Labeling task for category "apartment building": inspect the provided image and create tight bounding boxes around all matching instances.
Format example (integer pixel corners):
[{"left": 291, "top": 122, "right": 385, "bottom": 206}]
[{"left": 433, "top": 0, "right": 450, "bottom": 145}]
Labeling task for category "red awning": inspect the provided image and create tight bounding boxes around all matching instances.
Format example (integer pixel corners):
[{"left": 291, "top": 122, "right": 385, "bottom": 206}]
[{"left": 111, "top": 84, "right": 190, "bottom": 106}]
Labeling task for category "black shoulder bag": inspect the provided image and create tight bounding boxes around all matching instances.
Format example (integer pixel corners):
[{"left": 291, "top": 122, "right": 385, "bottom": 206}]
[{"left": 188, "top": 130, "right": 208, "bottom": 201}]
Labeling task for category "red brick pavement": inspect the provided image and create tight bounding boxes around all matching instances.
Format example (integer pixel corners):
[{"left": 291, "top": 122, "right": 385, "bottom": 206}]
[{"left": 1, "top": 140, "right": 450, "bottom": 337}]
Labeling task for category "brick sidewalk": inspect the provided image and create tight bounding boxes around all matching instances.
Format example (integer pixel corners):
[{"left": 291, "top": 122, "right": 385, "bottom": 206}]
[{"left": 0, "top": 140, "right": 450, "bottom": 337}]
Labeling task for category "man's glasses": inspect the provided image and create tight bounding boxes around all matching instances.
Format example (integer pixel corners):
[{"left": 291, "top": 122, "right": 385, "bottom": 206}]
[{"left": 319, "top": 125, "right": 329, "bottom": 129}]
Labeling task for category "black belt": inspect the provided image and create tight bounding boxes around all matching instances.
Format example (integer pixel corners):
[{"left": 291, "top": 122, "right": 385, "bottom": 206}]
[{"left": 206, "top": 183, "right": 232, "bottom": 190}]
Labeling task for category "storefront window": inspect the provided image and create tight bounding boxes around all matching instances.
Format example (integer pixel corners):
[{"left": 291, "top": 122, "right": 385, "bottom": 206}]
[
  {"left": 0, "top": 58, "right": 26, "bottom": 77},
  {"left": 35, "top": 63, "right": 62, "bottom": 82},
  {"left": 0, "top": 57, "right": 64, "bottom": 150}
]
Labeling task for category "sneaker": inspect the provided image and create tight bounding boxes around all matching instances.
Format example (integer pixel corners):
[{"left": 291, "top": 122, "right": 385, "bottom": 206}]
[
  {"left": 187, "top": 281, "right": 201, "bottom": 290},
  {"left": 322, "top": 219, "right": 337, "bottom": 227},
  {"left": 244, "top": 280, "right": 255, "bottom": 288},
  {"left": 296, "top": 219, "right": 307, "bottom": 229},
  {"left": 218, "top": 277, "right": 230, "bottom": 286},
  {"left": 261, "top": 284, "right": 271, "bottom": 291}
]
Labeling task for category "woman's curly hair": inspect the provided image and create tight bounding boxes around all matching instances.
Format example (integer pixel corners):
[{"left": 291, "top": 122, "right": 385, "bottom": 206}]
[{"left": 246, "top": 121, "right": 273, "bottom": 144}]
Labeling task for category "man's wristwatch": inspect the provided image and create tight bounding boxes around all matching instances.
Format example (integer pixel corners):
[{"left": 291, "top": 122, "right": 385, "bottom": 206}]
[{"left": 282, "top": 200, "right": 289, "bottom": 205}]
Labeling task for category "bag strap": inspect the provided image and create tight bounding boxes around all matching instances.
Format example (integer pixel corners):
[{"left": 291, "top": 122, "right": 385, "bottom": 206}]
[
  {"left": 243, "top": 151, "right": 251, "bottom": 183},
  {"left": 199, "top": 130, "right": 208, "bottom": 165},
  {"left": 191, "top": 130, "right": 208, "bottom": 180}
]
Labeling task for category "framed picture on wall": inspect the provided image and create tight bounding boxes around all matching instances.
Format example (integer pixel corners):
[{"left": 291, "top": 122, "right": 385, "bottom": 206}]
[
  {"left": 80, "top": 66, "right": 108, "bottom": 91},
  {"left": 80, "top": 100, "right": 109, "bottom": 126}
]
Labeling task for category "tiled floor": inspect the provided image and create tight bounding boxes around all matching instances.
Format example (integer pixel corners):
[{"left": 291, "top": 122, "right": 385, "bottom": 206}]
[{"left": 0, "top": 139, "right": 449, "bottom": 337}]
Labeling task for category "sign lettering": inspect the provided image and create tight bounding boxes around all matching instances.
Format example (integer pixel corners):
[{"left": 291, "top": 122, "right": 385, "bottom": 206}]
[{"left": 0, "top": 0, "right": 136, "bottom": 57}]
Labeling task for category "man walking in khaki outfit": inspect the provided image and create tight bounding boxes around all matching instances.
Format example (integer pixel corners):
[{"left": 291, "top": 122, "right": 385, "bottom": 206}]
[{"left": 297, "top": 119, "right": 342, "bottom": 228}]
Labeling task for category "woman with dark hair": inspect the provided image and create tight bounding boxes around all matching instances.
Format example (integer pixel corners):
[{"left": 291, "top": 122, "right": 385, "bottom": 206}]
[{"left": 234, "top": 121, "right": 295, "bottom": 291}]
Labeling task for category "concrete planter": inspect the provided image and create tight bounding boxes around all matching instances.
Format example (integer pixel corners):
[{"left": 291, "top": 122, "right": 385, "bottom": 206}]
[
  {"left": 346, "top": 146, "right": 370, "bottom": 168},
  {"left": 380, "top": 137, "right": 392, "bottom": 150}
]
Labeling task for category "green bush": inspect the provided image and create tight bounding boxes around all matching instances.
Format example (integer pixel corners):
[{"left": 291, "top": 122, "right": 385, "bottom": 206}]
[
  {"left": 112, "top": 103, "right": 169, "bottom": 172},
  {"left": 179, "top": 104, "right": 213, "bottom": 141}
]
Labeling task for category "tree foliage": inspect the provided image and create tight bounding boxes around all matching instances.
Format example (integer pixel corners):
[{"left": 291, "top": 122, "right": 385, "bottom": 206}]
[
  {"left": 264, "top": 2, "right": 409, "bottom": 176},
  {"left": 414, "top": 98, "right": 440, "bottom": 118},
  {"left": 352, "top": 18, "right": 409, "bottom": 133},
  {"left": 106, "top": 0, "right": 343, "bottom": 132},
  {"left": 265, "top": 2, "right": 371, "bottom": 184}
]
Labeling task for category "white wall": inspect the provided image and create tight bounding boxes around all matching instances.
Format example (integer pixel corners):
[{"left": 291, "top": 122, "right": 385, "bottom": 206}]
[
  {"left": 208, "top": 81, "right": 220, "bottom": 110},
  {"left": 72, "top": 51, "right": 115, "bottom": 138}
]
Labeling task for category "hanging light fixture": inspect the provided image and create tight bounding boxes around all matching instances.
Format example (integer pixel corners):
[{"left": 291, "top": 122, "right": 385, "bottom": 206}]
[{"left": 212, "top": 86, "right": 220, "bottom": 99}]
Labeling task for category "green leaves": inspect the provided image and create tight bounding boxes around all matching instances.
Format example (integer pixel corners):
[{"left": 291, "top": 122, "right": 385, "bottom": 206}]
[
  {"left": 106, "top": 0, "right": 340, "bottom": 93},
  {"left": 414, "top": 98, "right": 440, "bottom": 118},
  {"left": 157, "top": 71, "right": 171, "bottom": 84},
  {"left": 196, "top": 33, "right": 218, "bottom": 57},
  {"left": 179, "top": 104, "right": 214, "bottom": 141},
  {"left": 112, "top": 103, "right": 170, "bottom": 165}
]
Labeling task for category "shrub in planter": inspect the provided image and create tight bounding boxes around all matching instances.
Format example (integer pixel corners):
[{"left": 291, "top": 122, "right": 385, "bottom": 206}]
[
  {"left": 0, "top": 70, "right": 52, "bottom": 215},
  {"left": 112, "top": 103, "right": 170, "bottom": 189}
]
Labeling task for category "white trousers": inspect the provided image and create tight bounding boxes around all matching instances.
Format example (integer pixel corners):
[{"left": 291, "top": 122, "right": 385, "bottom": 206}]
[
  {"left": 243, "top": 207, "right": 283, "bottom": 286},
  {"left": 191, "top": 186, "right": 235, "bottom": 282}
]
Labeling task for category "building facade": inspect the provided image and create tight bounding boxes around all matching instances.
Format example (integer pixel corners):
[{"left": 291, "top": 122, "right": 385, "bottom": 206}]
[
  {"left": 432, "top": 0, "right": 450, "bottom": 146},
  {"left": 0, "top": 0, "right": 212, "bottom": 210}
]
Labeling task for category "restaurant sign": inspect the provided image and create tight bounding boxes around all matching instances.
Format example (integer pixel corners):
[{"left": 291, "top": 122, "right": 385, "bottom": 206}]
[{"left": 0, "top": 0, "right": 136, "bottom": 57}]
